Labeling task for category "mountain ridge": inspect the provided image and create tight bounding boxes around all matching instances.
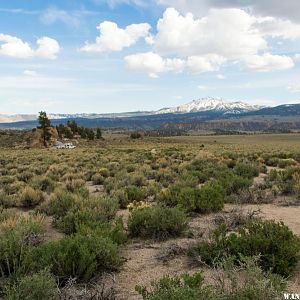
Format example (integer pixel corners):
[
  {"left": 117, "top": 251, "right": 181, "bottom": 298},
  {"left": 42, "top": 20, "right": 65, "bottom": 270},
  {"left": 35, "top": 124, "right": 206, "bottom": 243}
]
[
  {"left": 0, "top": 97, "right": 264, "bottom": 123},
  {"left": 156, "top": 97, "right": 263, "bottom": 115}
]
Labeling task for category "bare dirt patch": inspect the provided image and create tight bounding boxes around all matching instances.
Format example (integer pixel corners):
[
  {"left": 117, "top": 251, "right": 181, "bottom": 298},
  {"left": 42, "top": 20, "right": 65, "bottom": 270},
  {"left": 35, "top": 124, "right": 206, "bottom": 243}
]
[
  {"left": 225, "top": 203, "right": 300, "bottom": 235},
  {"left": 85, "top": 181, "right": 105, "bottom": 197},
  {"left": 103, "top": 238, "right": 197, "bottom": 300}
]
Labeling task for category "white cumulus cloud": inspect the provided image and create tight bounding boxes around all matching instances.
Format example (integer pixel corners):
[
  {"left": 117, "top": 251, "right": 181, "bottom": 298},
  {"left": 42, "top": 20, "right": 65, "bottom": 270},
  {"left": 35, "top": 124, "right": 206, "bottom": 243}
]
[
  {"left": 0, "top": 34, "right": 34, "bottom": 58},
  {"left": 154, "top": 8, "right": 267, "bottom": 58},
  {"left": 35, "top": 37, "right": 60, "bottom": 59},
  {"left": 80, "top": 21, "right": 151, "bottom": 53},
  {"left": 0, "top": 34, "right": 60, "bottom": 59},
  {"left": 124, "top": 52, "right": 185, "bottom": 77},
  {"left": 187, "top": 55, "right": 226, "bottom": 73},
  {"left": 124, "top": 7, "right": 299, "bottom": 76},
  {"left": 243, "top": 53, "right": 294, "bottom": 72}
]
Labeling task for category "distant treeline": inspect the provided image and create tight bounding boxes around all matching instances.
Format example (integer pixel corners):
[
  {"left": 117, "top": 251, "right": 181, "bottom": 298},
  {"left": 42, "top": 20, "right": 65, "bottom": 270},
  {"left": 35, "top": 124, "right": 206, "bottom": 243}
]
[
  {"left": 129, "top": 129, "right": 188, "bottom": 138},
  {"left": 56, "top": 121, "right": 102, "bottom": 140}
]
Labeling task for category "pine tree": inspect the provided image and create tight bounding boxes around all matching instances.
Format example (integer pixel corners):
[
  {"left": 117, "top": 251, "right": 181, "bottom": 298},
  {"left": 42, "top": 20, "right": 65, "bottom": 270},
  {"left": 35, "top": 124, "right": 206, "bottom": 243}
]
[
  {"left": 96, "top": 128, "right": 102, "bottom": 139},
  {"left": 38, "top": 111, "right": 51, "bottom": 147}
]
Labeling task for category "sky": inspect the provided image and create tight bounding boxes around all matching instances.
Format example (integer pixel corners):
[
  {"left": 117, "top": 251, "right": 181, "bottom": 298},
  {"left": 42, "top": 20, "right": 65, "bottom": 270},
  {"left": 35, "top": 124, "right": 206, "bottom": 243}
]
[{"left": 0, "top": 0, "right": 300, "bottom": 114}]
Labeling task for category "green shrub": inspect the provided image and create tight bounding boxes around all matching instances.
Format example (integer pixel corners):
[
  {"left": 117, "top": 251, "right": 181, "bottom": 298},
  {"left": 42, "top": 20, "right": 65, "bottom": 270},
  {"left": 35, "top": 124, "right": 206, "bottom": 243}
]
[
  {"left": 126, "top": 164, "right": 136, "bottom": 173},
  {"left": 219, "top": 174, "right": 252, "bottom": 195},
  {"left": 189, "top": 220, "right": 300, "bottom": 277},
  {"left": 126, "top": 185, "right": 145, "bottom": 201},
  {"left": 77, "top": 217, "right": 127, "bottom": 245},
  {"left": 19, "top": 187, "right": 44, "bottom": 208},
  {"left": 0, "top": 215, "right": 46, "bottom": 278},
  {"left": 263, "top": 156, "right": 279, "bottom": 167},
  {"left": 278, "top": 159, "right": 297, "bottom": 169},
  {"left": 113, "top": 188, "right": 129, "bottom": 209},
  {"left": 91, "top": 174, "right": 105, "bottom": 185},
  {"left": 157, "top": 186, "right": 180, "bottom": 208},
  {"left": 128, "top": 206, "right": 187, "bottom": 240},
  {"left": 17, "top": 171, "right": 34, "bottom": 183},
  {"left": 47, "top": 194, "right": 118, "bottom": 235},
  {"left": 178, "top": 172, "right": 199, "bottom": 188},
  {"left": 136, "top": 273, "right": 212, "bottom": 300},
  {"left": 0, "top": 191, "right": 17, "bottom": 208},
  {"left": 136, "top": 257, "right": 286, "bottom": 300},
  {"left": 158, "top": 183, "right": 224, "bottom": 214},
  {"left": 129, "top": 173, "right": 146, "bottom": 187},
  {"left": 130, "top": 132, "right": 142, "bottom": 139},
  {"left": 177, "top": 186, "right": 197, "bottom": 212},
  {"left": 234, "top": 162, "right": 260, "bottom": 179},
  {"left": 65, "top": 179, "right": 86, "bottom": 193},
  {"left": 193, "top": 183, "right": 225, "bottom": 213},
  {"left": 36, "top": 233, "right": 121, "bottom": 283},
  {"left": 3, "top": 181, "right": 25, "bottom": 195},
  {"left": 98, "top": 167, "right": 110, "bottom": 178},
  {"left": 0, "top": 176, "right": 15, "bottom": 185},
  {"left": 4, "top": 269, "right": 58, "bottom": 300},
  {"left": 30, "top": 176, "right": 55, "bottom": 193},
  {"left": 41, "top": 189, "right": 76, "bottom": 219}
]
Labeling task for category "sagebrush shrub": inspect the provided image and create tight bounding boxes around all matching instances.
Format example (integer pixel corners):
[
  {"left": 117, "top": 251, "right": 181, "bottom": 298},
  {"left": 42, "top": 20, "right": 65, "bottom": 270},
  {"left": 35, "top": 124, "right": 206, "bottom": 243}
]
[
  {"left": 91, "top": 173, "right": 105, "bottom": 185},
  {"left": 234, "top": 162, "right": 260, "bottom": 179},
  {"left": 19, "top": 186, "right": 44, "bottom": 208},
  {"left": 113, "top": 188, "right": 129, "bottom": 209},
  {"left": 135, "top": 273, "right": 212, "bottom": 300},
  {"left": 42, "top": 189, "right": 76, "bottom": 219},
  {"left": 189, "top": 220, "right": 300, "bottom": 277},
  {"left": 194, "top": 183, "right": 225, "bottom": 213},
  {"left": 3, "top": 181, "right": 25, "bottom": 195},
  {"left": 0, "top": 191, "right": 17, "bottom": 208},
  {"left": 45, "top": 192, "right": 118, "bottom": 234},
  {"left": 136, "top": 256, "right": 287, "bottom": 300},
  {"left": 4, "top": 269, "right": 58, "bottom": 300},
  {"left": 36, "top": 232, "right": 121, "bottom": 283},
  {"left": 98, "top": 167, "right": 109, "bottom": 178},
  {"left": 126, "top": 185, "right": 145, "bottom": 201},
  {"left": 65, "top": 179, "right": 86, "bottom": 193},
  {"left": 158, "top": 183, "right": 224, "bottom": 213},
  {"left": 128, "top": 206, "right": 187, "bottom": 240},
  {"left": 30, "top": 176, "right": 55, "bottom": 193},
  {"left": 0, "top": 214, "right": 46, "bottom": 278}
]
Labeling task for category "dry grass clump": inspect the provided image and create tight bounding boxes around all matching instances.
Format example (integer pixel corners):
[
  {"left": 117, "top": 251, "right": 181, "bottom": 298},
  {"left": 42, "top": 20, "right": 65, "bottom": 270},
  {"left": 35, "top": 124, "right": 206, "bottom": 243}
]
[
  {"left": 19, "top": 186, "right": 44, "bottom": 208},
  {"left": 214, "top": 207, "right": 262, "bottom": 231}
]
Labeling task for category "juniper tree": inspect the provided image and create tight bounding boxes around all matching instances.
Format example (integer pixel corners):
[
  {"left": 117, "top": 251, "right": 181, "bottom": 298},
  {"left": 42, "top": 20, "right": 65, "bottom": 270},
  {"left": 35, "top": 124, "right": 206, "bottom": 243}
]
[{"left": 38, "top": 111, "right": 51, "bottom": 147}]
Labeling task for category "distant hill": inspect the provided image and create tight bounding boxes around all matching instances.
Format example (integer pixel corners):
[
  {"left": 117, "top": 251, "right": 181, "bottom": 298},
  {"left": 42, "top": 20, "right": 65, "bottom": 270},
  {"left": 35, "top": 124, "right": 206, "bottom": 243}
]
[
  {"left": 1, "top": 101, "right": 300, "bottom": 132},
  {"left": 0, "top": 97, "right": 263, "bottom": 124},
  {"left": 245, "top": 104, "right": 300, "bottom": 116}
]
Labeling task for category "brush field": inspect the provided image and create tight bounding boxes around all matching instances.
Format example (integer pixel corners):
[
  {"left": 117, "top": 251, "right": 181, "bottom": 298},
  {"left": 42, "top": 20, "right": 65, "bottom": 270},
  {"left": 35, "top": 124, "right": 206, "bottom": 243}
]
[{"left": 0, "top": 133, "right": 300, "bottom": 299}]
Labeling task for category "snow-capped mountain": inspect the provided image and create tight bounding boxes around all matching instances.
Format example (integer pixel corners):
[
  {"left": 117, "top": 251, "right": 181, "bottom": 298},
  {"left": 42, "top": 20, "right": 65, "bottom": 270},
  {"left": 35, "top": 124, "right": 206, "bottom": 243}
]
[
  {"left": 156, "top": 97, "right": 263, "bottom": 115},
  {"left": 0, "top": 97, "right": 265, "bottom": 123}
]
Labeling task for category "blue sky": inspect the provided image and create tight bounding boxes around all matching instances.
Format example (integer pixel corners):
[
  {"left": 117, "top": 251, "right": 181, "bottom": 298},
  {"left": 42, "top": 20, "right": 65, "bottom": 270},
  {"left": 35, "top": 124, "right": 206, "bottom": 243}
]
[{"left": 0, "top": 0, "right": 300, "bottom": 114}]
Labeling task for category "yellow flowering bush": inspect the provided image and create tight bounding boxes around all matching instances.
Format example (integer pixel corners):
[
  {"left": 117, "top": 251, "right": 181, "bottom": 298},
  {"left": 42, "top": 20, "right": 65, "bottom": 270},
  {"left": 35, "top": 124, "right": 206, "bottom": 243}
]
[{"left": 127, "top": 200, "right": 150, "bottom": 212}]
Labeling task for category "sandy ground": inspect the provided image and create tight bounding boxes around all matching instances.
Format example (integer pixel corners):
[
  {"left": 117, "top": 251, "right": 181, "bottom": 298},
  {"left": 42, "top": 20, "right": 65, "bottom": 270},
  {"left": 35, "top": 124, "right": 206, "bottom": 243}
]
[{"left": 104, "top": 201, "right": 300, "bottom": 299}]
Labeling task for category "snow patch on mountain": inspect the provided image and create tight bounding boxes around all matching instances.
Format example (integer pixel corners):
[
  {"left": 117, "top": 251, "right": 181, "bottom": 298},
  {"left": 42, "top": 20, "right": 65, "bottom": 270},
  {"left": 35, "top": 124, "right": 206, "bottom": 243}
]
[{"left": 156, "top": 97, "right": 263, "bottom": 115}]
